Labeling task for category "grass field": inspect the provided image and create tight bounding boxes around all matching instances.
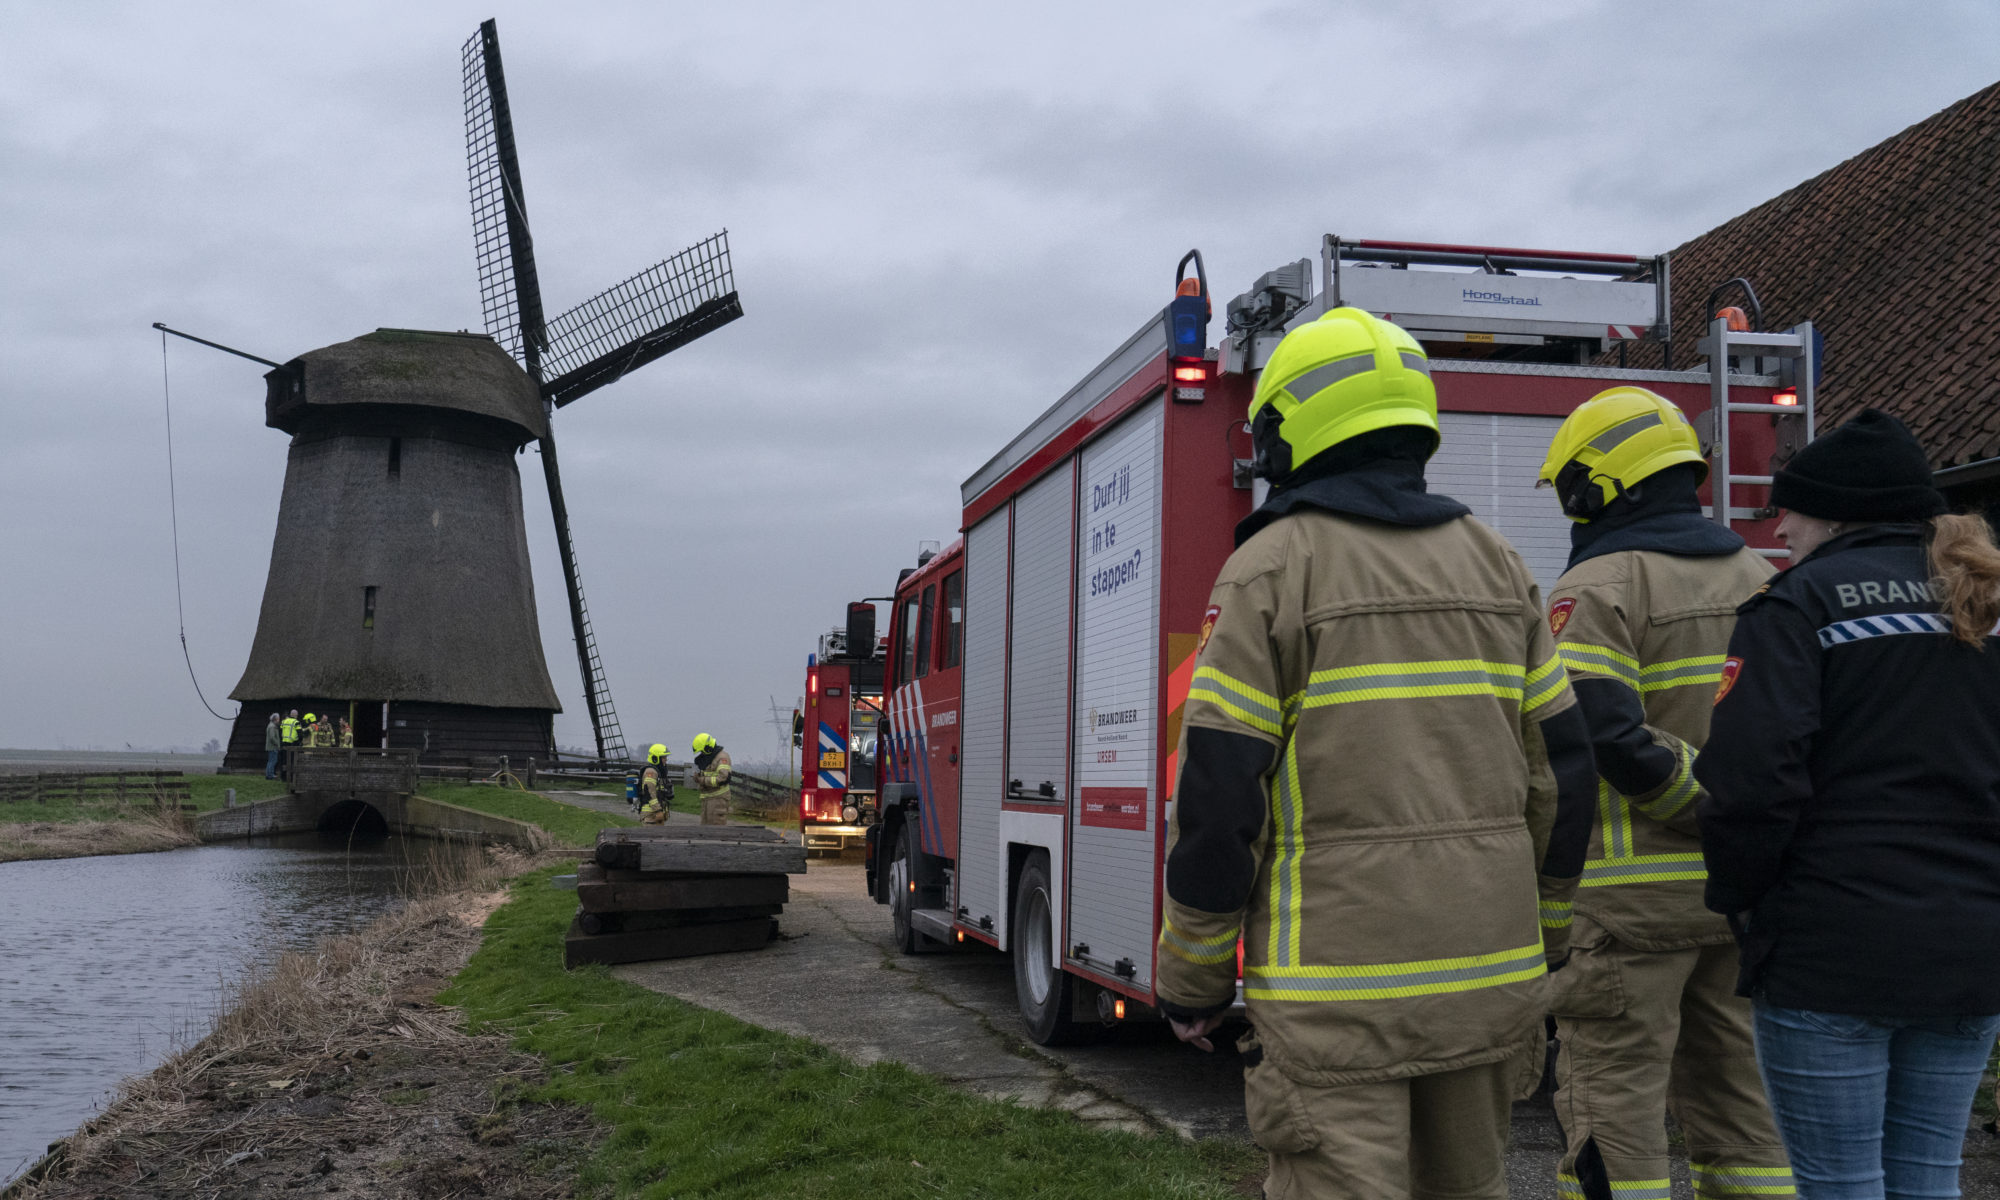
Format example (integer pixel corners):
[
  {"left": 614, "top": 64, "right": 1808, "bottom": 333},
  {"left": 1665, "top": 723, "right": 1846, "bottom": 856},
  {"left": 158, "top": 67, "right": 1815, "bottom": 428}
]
[
  {"left": 0, "top": 774, "right": 287, "bottom": 823},
  {"left": 418, "top": 782, "right": 645, "bottom": 847},
  {"left": 440, "top": 867, "right": 1260, "bottom": 1200}
]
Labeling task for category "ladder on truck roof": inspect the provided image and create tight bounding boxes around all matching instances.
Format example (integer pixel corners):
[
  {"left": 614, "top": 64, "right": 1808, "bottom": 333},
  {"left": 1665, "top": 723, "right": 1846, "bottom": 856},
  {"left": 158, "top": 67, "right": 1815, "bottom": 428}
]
[{"left": 1697, "top": 317, "right": 1817, "bottom": 559}]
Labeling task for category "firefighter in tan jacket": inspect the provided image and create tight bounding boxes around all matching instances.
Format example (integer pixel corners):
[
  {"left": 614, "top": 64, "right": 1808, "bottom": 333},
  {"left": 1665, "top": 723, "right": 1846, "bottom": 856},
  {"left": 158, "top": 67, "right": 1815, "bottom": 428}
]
[
  {"left": 1158, "top": 308, "right": 1598, "bottom": 1199},
  {"left": 692, "top": 733, "right": 732, "bottom": 825},
  {"left": 1535, "top": 389, "right": 1791, "bottom": 1199}
]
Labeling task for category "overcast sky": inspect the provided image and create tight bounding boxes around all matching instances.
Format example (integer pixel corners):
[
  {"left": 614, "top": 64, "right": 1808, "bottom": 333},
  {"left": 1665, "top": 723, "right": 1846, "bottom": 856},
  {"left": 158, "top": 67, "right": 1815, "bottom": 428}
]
[{"left": 4, "top": 1, "right": 1997, "bottom": 763}]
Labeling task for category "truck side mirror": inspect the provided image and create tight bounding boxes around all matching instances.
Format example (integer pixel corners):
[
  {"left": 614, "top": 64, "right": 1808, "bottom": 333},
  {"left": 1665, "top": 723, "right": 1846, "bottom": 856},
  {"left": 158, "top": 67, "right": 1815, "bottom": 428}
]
[
  {"left": 846, "top": 602, "right": 876, "bottom": 658},
  {"left": 791, "top": 710, "right": 804, "bottom": 748}
]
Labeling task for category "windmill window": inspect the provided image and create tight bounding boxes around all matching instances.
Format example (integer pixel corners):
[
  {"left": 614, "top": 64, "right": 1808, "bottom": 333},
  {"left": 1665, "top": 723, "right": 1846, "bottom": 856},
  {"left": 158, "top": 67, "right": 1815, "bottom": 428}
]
[
  {"left": 388, "top": 438, "right": 402, "bottom": 479},
  {"left": 363, "top": 586, "right": 377, "bottom": 629}
]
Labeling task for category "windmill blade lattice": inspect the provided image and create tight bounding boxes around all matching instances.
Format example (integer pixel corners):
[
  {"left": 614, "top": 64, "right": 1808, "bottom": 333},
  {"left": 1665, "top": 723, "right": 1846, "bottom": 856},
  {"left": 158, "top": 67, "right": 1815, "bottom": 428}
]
[
  {"left": 462, "top": 22, "right": 547, "bottom": 373},
  {"left": 541, "top": 231, "right": 742, "bottom": 408}
]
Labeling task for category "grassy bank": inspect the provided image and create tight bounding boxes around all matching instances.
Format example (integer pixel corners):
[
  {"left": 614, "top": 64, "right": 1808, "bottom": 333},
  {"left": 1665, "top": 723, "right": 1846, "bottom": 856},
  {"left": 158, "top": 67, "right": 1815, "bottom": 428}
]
[
  {"left": 441, "top": 867, "right": 1258, "bottom": 1199},
  {"left": 0, "top": 808, "right": 198, "bottom": 863},
  {"left": 417, "top": 782, "right": 643, "bottom": 847}
]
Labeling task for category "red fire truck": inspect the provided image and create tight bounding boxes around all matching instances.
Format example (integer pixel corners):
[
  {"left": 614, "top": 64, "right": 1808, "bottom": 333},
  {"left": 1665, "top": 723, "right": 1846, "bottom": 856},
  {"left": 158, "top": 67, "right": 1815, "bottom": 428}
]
[
  {"left": 864, "top": 237, "right": 1816, "bottom": 1043},
  {"left": 799, "top": 605, "right": 888, "bottom": 852}
]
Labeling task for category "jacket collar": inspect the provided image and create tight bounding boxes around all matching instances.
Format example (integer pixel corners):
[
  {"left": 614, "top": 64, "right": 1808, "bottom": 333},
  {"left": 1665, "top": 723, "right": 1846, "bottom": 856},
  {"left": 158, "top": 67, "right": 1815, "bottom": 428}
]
[
  {"left": 1236, "top": 456, "right": 1469, "bottom": 547},
  {"left": 1794, "top": 522, "right": 1927, "bottom": 567},
  {"left": 1567, "top": 469, "right": 1745, "bottom": 569}
]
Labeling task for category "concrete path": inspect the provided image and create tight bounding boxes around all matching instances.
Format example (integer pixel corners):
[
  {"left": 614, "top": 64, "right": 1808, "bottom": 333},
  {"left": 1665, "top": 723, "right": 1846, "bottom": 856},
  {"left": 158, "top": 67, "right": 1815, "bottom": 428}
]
[{"left": 533, "top": 791, "right": 2000, "bottom": 1196}]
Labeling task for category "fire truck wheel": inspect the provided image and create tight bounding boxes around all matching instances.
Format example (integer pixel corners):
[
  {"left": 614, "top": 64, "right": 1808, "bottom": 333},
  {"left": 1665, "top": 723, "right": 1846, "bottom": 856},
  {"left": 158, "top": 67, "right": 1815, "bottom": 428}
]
[
  {"left": 1012, "top": 854, "right": 1094, "bottom": 1046},
  {"left": 889, "top": 825, "right": 932, "bottom": 955}
]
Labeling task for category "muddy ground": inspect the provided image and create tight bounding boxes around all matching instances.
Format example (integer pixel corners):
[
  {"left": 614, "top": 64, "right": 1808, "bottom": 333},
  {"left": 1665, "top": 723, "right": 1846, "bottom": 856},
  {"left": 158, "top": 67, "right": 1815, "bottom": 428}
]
[{"left": 12, "top": 858, "right": 598, "bottom": 1200}]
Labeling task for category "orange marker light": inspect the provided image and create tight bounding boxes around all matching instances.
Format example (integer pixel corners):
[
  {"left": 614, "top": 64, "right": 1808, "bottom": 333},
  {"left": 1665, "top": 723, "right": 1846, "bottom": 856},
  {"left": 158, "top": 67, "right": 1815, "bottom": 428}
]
[
  {"left": 956, "top": 930, "right": 965, "bottom": 943},
  {"left": 1773, "top": 388, "right": 1799, "bottom": 406},
  {"left": 1113, "top": 998, "right": 1126, "bottom": 1020},
  {"left": 1173, "top": 364, "right": 1206, "bottom": 383}
]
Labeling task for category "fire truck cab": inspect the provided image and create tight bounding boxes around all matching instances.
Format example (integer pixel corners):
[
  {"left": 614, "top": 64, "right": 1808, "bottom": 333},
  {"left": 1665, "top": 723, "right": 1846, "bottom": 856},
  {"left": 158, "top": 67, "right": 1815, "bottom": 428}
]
[
  {"left": 799, "top": 603, "right": 886, "bottom": 853},
  {"left": 865, "top": 237, "right": 1816, "bottom": 1044}
]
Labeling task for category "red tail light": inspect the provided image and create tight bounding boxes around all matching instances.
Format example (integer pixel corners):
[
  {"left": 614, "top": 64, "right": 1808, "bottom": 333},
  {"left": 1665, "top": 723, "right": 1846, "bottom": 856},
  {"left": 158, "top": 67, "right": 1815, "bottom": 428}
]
[
  {"left": 1773, "top": 388, "right": 1799, "bottom": 406},
  {"left": 1173, "top": 364, "right": 1206, "bottom": 383},
  {"left": 800, "top": 790, "right": 811, "bottom": 819}
]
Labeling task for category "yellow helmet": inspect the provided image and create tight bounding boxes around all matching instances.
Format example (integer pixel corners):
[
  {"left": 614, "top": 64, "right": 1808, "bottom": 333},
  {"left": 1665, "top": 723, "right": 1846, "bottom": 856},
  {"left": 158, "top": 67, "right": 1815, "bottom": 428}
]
[
  {"left": 303, "top": 712, "right": 315, "bottom": 722},
  {"left": 1538, "top": 386, "right": 1706, "bottom": 522},
  {"left": 692, "top": 733, "right": 717, "bottom": 754},
  {"left": 647, "top": 743, "right": 667, "bottom": 763},
  {"left": 1249, "top": 307, "right": 1437, "bottom": 479}
]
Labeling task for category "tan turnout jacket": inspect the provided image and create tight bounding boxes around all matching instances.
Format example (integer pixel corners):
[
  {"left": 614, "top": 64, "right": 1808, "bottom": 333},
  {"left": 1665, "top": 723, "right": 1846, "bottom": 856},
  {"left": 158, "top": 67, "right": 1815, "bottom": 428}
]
[
  {"left": 1544, "top": 548, "right": 1774, "bottom": 951},
  {"left": 1157, "top": 509, "right": 1576, "bottom": 1086}
]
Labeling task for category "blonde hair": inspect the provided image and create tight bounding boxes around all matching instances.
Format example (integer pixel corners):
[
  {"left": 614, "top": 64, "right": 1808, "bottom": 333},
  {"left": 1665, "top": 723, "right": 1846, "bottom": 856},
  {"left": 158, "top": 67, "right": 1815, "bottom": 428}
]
[{"left": 1928, "top": 512, "right": 2000, "bottom": 647}]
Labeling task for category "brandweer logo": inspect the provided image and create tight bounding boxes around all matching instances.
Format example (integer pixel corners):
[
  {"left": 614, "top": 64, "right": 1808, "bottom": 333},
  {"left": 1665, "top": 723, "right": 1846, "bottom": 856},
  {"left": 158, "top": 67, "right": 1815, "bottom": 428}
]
[{"left": 1462, "top": 289, "right": 1541, "bottom": 307}]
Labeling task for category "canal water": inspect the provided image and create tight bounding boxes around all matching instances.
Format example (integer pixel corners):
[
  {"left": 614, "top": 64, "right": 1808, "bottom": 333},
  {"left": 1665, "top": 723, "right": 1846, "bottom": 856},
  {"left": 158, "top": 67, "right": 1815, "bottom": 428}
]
[{"left": 0, "top": 833, "right": 480, "bottom": 1185}]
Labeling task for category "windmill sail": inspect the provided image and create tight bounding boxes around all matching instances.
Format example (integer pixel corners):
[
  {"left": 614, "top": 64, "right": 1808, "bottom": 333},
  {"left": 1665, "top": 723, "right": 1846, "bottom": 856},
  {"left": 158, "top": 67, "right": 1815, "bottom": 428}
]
[
  {"left": 541, "top": 231, "right": 743, "bottom": 408},
  {"left": 463, "top": 18, "right": 624, "bottom": 762}
]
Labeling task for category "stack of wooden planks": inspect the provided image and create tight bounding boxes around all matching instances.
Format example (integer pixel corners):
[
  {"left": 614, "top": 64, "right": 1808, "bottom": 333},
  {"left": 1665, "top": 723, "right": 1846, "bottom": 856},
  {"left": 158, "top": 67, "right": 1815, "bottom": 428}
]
[{"left": 564, "top": 824, "right": 807, "bottom": 969}]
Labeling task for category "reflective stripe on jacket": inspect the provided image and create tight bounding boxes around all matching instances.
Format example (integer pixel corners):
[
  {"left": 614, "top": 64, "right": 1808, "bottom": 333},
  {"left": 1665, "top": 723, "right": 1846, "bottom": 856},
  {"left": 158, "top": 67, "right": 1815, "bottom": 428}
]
[
  {"left": 696, "top": 749, "right": 732, "bottom": 796},
  {"left": 1547, "top": 547, "right": 1772, "bottom": 951},
  {"left": 280, "top": 718, "right": 300, "bottom": 745},
  {"left": 1157, "top": 508, "right": 1577, "bottom": 1087}
]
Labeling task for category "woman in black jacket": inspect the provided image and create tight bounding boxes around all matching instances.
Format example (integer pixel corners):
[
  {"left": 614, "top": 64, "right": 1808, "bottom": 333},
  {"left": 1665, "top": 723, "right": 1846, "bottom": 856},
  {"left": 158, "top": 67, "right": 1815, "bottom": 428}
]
[{"left": 1695, "top": 410, "right": 2000, "bottom": 1198}]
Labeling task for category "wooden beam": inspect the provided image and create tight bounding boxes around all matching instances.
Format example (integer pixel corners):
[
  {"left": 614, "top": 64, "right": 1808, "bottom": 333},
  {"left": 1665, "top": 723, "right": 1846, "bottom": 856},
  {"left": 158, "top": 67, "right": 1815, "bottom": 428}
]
[{"left": 563, "top": 914, "right": 775, "bottom": 968}]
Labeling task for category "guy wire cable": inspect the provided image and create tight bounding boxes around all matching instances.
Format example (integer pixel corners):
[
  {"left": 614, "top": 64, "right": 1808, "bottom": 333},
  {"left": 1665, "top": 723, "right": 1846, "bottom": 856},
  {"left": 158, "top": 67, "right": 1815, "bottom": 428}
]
[{"left": 159, "top": 328, "right": 234, "bottom": 721}]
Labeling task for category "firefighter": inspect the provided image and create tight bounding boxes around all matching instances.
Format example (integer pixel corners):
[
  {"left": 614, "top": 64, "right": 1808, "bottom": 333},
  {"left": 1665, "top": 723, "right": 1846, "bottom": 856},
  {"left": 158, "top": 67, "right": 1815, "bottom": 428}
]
[
  {"left": 280, "top": 709, "right": 301, "bottom": 779},
  {"left": 642, "top": 743, "right": 670, "bottom": 813},
  {"left": 637, "top": 766, "right": 669, "bottom": 824},
  {"left": 314, "top": 714, "right": 334, "bottom": 749},
  {"left": 338, "top": 718, "right": 353, "bottom": 750},
  {"left": 1157, "top": 307, "right": 1598, "bottom": 1199},
  {"left": 1534, "top": 388, "right": 1790, "bottom": 1200},
  {"left": 691, "top": 733, "right": 732, "bottom": 826}
]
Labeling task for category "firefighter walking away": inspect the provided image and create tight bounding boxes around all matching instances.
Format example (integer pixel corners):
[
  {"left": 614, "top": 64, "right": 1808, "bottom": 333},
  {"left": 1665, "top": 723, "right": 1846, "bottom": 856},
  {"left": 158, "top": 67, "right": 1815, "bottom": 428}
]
[
  {"left": 692, "top": 733, "right": 732, "bottom": 825},
  {"left": 1535, "top": 388, "right": 1791, "bottom": 1199},
  {"left": 1156, "top": 307, "right": 1597, "bottom": 1199}
]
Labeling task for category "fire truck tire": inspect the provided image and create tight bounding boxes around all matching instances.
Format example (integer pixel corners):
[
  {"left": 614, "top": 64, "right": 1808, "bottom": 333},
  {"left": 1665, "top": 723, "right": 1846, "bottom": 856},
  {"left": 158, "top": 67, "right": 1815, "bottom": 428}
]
[
  {"left": 1012, "top": 854, "right": 1094, "bottom": 1046},
  {"left": 889, "top": 825, "right": 935, "bottom": 955}
]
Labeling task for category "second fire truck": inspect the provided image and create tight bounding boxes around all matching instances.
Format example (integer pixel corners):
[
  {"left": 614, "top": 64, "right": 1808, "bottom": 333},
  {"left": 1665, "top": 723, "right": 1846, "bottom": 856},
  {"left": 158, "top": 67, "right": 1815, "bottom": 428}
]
[
  {"left": 798, "top": 604, "right": 887, "bottom": 852},
  {"left": 862, "top": 236, "right": 1816, "bottom": 1043}
]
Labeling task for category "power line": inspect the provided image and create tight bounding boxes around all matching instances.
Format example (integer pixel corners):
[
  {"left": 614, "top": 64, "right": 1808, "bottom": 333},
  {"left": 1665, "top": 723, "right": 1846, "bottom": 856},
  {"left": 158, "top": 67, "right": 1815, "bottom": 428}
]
[{"left": 159, "top": 330, "right": 233, "bottom": 723}]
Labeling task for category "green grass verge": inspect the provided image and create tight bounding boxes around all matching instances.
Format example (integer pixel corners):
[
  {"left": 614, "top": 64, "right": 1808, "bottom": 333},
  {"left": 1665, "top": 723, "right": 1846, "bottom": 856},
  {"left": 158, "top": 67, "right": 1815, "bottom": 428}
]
[
  {"left": 414, "top": 783, "right": 645, "bottom": 847},
  {"left": 0, "top": 775, "right": 288, "bottom": 823},
  {"left": 440, "top": 868, "right": 1258, "bottom": 1200}
]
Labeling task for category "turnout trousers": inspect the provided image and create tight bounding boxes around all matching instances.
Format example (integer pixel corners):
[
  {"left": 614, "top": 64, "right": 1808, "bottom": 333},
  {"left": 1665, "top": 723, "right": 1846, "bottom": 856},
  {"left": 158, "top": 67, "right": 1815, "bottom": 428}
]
[
  {"left": 1553, "top": 918, "right": 1792, "bottom": 1198},
  {"left": 699, "top": 788, "right": 730, "bottom": 825},
  {"left": 1247, "top": 1037, "right": 1522, "bottom": 1200}
]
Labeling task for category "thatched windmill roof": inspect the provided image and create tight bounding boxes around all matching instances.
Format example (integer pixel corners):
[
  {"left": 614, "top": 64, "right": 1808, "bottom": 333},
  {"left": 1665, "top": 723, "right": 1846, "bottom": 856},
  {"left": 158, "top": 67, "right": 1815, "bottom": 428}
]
[{"left": 265, "top": 328, "right": 548, "bottom": 441}]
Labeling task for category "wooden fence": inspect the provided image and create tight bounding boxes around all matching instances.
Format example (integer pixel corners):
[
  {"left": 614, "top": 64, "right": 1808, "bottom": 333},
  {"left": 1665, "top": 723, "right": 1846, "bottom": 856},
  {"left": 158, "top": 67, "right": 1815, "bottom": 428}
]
[{"left": 0, "top": 770, "right": 195, "bottom": 810}]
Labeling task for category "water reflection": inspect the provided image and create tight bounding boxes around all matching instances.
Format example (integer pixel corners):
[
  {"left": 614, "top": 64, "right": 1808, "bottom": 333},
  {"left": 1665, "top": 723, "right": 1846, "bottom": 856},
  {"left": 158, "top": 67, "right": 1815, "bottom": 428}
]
[{"left": 0, "top": 833, "right": 482, "bottom": 1185}]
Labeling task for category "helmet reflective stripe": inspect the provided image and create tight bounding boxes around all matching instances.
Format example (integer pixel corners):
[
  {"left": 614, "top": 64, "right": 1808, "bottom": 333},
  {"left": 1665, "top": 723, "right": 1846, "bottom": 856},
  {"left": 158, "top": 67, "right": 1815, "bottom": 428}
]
[
  {"left": 1587, "top": 410, "right": 1665, "bottom": 453},
  {"left": 1282, "top": 350, "right": 1431, "bottom": 409}
]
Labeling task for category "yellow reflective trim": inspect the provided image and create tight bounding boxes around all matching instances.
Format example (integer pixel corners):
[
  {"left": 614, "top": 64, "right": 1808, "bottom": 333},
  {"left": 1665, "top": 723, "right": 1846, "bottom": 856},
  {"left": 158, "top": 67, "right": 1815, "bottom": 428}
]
[
  {"left": 1189, "top": 666, "right": 1284, "bottom": 735},
  {"left": 1597, "top": 780, "right": 1634, "bottom": 859},
  {"left": 1245, "top": 942, "right": 1545, "bottom": 1002},
  {"left": 1309, "top": 658, "right": 1525, "bottom": 682},
  {"left": 1539, "top": 900, "right": 1573, "bottom": 929},
  {"left": 1558, "top": 642, "right": 1640, "bottom": 686},
  {"left": 1523, "top": 655, "right": 1570, "bottom": 713},
  {"left": 1633, "top": 741, "right": 1700, "bottom": 822},
  {"left": 1160, "top": 918, "right": 1237, "bottom": 965},
  {"left": 1581, "top": 852, "right": 1707, "bottom": 886},
  {"left": 1267, "top": 740, "right": 1305, "bottom": 968}
]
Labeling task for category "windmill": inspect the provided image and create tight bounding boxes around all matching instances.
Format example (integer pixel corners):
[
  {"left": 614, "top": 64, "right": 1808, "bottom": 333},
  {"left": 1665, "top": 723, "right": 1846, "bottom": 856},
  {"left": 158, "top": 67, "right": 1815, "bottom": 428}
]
[{"left": 462, "top": 18, "right": 743, "bottom": 762}]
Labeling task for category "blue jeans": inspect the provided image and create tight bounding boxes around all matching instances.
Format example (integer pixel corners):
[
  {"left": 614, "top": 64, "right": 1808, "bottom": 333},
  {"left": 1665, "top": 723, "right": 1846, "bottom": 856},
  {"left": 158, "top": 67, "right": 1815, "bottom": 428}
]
[
  {"left": 265, "top": 749, "right": 279, "bottom": 778},
  {"left": 1753, "top": 1002, "right": 2000, "bottom": 1199}
]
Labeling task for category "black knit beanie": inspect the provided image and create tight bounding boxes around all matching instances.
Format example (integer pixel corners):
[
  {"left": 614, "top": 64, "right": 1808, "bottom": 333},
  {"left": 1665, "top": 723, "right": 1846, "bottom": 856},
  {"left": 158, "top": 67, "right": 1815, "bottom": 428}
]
[{"left": 1769, "top": 408, "right": 1946, "bottom": 522}]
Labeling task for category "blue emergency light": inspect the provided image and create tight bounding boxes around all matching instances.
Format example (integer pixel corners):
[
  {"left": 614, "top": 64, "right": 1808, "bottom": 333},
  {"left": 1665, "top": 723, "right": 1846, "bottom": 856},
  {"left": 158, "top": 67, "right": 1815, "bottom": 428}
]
[{"left": 1167, "top": 249, "right": 1209, "bottom": 364}]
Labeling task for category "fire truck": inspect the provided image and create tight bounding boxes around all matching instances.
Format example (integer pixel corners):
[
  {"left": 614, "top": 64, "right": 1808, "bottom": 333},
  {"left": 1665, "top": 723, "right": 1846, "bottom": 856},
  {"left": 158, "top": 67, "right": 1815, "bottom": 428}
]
[
  {"left": 864, "top": 237, "right": 1817, "bottom": 1043},
  {"left": 799, "top": 603, "right": 887, "bottom": 852}
]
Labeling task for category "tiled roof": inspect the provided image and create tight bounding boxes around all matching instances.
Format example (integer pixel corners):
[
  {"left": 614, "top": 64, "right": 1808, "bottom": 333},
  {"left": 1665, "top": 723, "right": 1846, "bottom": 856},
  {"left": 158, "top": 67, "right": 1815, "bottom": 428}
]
[{"left": 1617, "top": 80, "right": 2000, "bottom": 468}]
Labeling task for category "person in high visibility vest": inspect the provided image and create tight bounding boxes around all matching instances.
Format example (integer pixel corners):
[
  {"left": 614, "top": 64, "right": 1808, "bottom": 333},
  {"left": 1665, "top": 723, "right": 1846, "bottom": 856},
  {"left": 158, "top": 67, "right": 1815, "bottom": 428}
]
[
  {"left": 1156, "top": 307, "right": 1597, "bottom": 1197},
  {"left": 1535, "top": 388, "right": 1789, "bottom": 1200},
  {"left": 279, "top": 710, "right": 301, "bottom": 781},
  {"left": 692, "top": 734, "right": 732, "bottom": 826},
  {"left": 637, "top": 767, "right": 669, "bottom": 825}
]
